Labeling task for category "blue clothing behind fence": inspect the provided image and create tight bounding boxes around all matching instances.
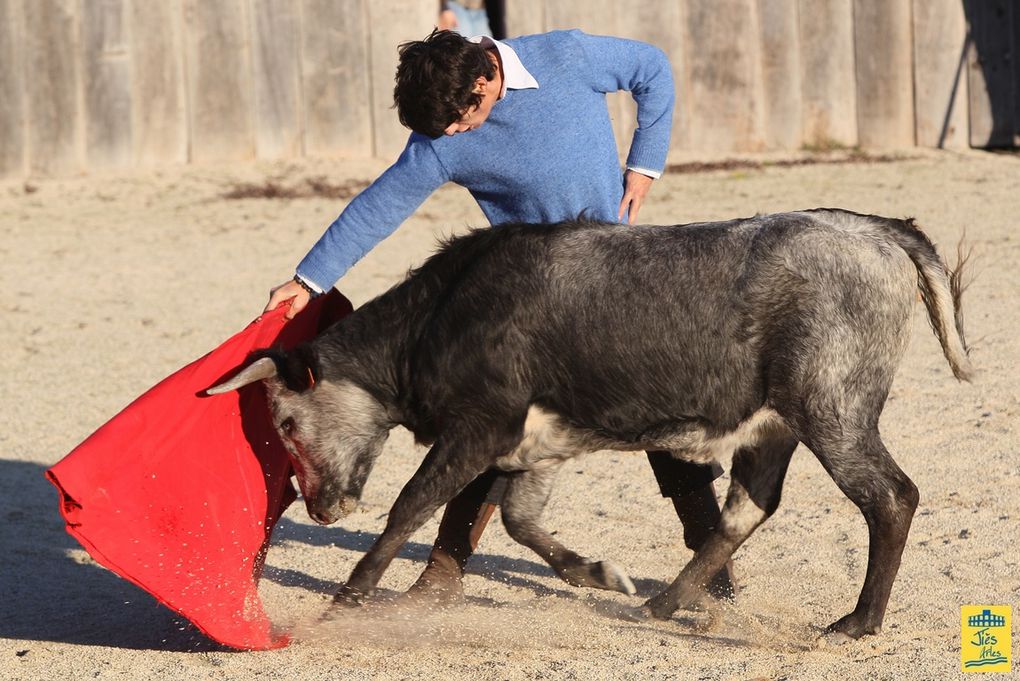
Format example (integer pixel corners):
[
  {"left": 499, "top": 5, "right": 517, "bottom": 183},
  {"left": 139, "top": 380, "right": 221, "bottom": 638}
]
[{"left": 297, "top": 30, "right": 675, "bottom": 292}]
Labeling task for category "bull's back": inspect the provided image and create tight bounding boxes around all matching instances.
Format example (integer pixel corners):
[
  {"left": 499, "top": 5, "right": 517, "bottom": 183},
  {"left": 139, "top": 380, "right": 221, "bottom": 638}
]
[{"left": 415, "top": 211, "right": 918, "bottom": 438}]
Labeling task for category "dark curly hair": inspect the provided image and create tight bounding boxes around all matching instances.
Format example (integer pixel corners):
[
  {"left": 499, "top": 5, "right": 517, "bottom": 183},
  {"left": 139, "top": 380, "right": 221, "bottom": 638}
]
[{"left": 394, "top": 29, "right": 497, "bottom": 138}]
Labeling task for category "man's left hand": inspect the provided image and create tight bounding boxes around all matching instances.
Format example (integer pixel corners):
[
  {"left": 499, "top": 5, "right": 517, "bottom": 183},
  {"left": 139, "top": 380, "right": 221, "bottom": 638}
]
[{"left": 618, "top": 170, "right": 655, "bottom": 224}]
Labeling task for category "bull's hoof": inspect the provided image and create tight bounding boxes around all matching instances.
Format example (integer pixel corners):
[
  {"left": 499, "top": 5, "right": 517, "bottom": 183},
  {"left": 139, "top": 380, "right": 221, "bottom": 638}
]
[
  {"left": 642, "top": 593, "right": 678, "bottom": 620},
  {"left": 332, "top": 584, "right": 369, "bottom": 608},
  {"left": 560, "top": 560, "right": 636, "bottom": 596},
  {"left": 816, "top": 629, "right": 856, "bottom": 648},
  {"left": 821, "top": 613, "right": 880, "bottom": 642}
]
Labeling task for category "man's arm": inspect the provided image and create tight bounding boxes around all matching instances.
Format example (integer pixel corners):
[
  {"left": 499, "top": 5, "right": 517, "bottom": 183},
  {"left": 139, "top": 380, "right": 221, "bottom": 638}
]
[
  {"left": 571, "top": 31, "right": 675, "bottom": 223},
  {"left": 572, "top": 31, "right": 675, "bottom": 172},
  {"left": 266, "top": 136, "right": 448, "bottom": 318}
]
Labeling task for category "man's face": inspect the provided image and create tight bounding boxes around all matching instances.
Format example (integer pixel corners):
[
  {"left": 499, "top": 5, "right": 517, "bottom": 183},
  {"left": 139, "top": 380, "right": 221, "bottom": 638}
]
[{"left": 444, "top": 58, "right": 502, "bottom": 135}]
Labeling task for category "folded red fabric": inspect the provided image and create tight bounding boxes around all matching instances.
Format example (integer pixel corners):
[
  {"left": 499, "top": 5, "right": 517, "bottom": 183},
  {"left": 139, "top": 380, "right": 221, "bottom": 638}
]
[{"left": 47, "top": 292, "right": 352, "bottom": 650}]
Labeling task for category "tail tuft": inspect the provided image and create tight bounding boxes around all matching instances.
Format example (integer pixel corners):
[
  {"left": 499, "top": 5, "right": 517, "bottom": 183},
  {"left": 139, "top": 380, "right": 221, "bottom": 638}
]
[
  {"left": 946, "top": 238, "right": 975, "bottom": 381},
  {"left": 884, "top": 218, "right": 974, "bottom": 382}
]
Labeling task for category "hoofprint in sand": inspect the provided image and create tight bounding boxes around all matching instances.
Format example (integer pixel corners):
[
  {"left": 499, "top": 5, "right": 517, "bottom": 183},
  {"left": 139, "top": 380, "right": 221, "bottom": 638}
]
[{"left": 2, "top": 150, "right": 1017, "bottom": 680}]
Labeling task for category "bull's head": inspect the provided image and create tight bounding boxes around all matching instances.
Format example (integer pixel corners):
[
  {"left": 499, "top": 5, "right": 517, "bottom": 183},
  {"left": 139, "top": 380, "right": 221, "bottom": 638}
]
[{"left": 206, "top": 350, "right": 390, "bottom": 525}]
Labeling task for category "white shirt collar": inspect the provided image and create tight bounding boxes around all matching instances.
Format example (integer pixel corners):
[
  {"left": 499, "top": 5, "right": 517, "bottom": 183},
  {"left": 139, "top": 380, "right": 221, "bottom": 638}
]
[{"left": 469, "top": 36, "right": 539, "bottom": 98}]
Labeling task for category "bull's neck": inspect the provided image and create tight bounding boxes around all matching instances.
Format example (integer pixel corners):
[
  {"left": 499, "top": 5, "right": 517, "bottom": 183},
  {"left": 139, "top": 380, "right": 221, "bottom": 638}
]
[{"left": 316, "top": 285, "right": 433, "bottom": 433}]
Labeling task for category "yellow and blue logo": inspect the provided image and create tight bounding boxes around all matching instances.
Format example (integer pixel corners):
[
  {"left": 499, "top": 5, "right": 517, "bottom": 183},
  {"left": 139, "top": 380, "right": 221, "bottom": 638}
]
[{"left": 961, "top": 605, "right": 1011, "bottom": 672}]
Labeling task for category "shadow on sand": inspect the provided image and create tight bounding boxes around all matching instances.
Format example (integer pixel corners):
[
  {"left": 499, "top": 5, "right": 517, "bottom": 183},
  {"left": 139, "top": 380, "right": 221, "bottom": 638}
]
[
  {"left": 7, "top": 457, "right": 669, "bottom": 651},
  {"left": 0, "top": 459, "right": 223, "bottom": 652}
]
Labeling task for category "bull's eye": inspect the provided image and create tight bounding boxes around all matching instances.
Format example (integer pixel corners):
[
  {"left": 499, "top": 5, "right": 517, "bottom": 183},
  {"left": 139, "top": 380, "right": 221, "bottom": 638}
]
[{"left": 280, "top": 417, "right": 296, "bottom": 436}]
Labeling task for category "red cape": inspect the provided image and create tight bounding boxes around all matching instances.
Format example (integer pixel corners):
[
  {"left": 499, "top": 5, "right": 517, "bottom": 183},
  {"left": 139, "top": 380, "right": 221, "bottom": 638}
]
[{"left": 46, "top": 292, "right": 352, "bottom": 650}]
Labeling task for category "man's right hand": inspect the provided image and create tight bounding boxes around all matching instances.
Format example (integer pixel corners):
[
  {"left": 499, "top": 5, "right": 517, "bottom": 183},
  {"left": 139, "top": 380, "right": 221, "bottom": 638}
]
[{"left": 265, "top": 279, "right": 311, "bottom": 320}]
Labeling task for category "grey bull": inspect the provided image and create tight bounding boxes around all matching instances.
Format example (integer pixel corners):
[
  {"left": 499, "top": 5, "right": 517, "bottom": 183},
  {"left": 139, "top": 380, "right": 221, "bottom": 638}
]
[{"left": 211, "top": 209, "right": 971, "bottom": 639}]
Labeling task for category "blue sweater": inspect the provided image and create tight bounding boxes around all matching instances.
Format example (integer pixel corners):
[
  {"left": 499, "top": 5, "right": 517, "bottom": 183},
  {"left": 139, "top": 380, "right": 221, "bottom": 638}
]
[{"left": 297, "top": 30, "right": 675, "bottom": 291}]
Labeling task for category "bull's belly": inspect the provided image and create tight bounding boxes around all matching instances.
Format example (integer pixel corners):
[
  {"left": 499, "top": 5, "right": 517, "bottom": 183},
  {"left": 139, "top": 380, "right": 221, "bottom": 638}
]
[{"left": 493, "top": 405, "right": 785, "bottom": 471}]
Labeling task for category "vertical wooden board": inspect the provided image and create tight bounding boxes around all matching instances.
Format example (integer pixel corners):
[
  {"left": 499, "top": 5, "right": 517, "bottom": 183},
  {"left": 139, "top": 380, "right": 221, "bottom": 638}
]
[
  {"left": 0, "top": 0, "right": 25, "bottom": 177},
  {"left": 82, "top": 0, "right": 133, "bottom": 169},
  {"left": 300, "top": 0, "right": 372, "bottom": 159},
  {"left": 25, "top": 0, "right": 80, "bottom": 175},
  {"left": 798, "top": 0, "right": 857, "bottom": 148},
  {"left": 366, "top": 0, "right": 435, "bottom": 159},
  {"left": 544, "top": 0, "right": 615, "bottom": 35},
  {"left": 505, "top": 0, "right": 543, "bottom": 37},
  {"left": 758, "top": 0, "right": 802, "bottom": 149},
  {"left": 129, "top": 0, "right": 186, "bottom": 166},
  {"left": 251, "top": 0, "right": 301, "bottom": 159},
  {"left": 616, "top": 0, "right": 685, "bottom": 157},
  {"left": 853, "top": 0, "right": 915, "bottom": 147},
  {"left": 682, "top": 0, "right": 765, "bottom": 152},
  {"left": 912, "top": 0, "right": 968, "bottom": 148},
  {"left": 964, "top": 0, "right": 1016, "bottom": 147},
  {"left": 182, "top": 0, "right": 254, "bottom": 162},
  {"left": 1015, "top": 1, "right": 1020, "bottom": 144}
]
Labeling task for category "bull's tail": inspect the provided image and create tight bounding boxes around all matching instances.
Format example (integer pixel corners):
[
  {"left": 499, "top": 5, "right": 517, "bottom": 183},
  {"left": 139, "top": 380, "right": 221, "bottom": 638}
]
[{"left": 882, "top": 218, "right": 973, "bottom": 381}]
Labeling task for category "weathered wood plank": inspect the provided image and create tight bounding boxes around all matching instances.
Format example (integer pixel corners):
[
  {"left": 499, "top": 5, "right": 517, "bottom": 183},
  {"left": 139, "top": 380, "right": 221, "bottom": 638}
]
[
  {"left": 912, "top": 0, "right": 968, "bottom": 148},
  {"left": 682, "top": 0, "right": 765, "bottom": 152},
  {"left": 758, "top": 0, "right": 801, "bottom": 149},
  {"left": 251, "top": 0, "right": 301, "bottom": 159},
  {"left": 544, "top": 0, "right": 615, "bottom": 34},
  {"left": 1014, "top": 2, "right": 1020, "bottom": 145},
  {"left": 25, "top": 0, "right": 79, "bottom": 175},
  {"left": 129, "top": 0, "right": 187, "bottom": 166},
  {"left": 299, "top": 0, "right": 372, "bottom": 159},
  {"left": 82, "top": 0, "right": 132, "bottom": 168},
  {"left": 799, "top": 0, "right": 857, "bottom": 148},
  {"left": 964, "top": 0, "right": 1016, "bottom": 147},
  {"left": 853, "top": 0, "right": 915, "bottom": 147},
  {"left": 182, "top": 0, "right": 254, "bottom": 162},
  {"left": 505, "top": 0, "right": 544, "bottom": 37},
  {"left": 1015, "top": 0, "right": 1020, "bottom": 144},
  {"left": 366, "top": 0, "right": 435, "bottom": 159},
  {"left": 0, "top": 0, "right": 25, "bottom": 177}
]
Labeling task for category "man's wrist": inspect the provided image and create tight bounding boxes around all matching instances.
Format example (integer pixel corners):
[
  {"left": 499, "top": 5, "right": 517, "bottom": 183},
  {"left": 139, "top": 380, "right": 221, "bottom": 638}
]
[
  {"left": 293, "top": 274, "right": 323, "bottom": 298},
  {"left": 626, "top": 166, "right": 661, "bottom": 180}
]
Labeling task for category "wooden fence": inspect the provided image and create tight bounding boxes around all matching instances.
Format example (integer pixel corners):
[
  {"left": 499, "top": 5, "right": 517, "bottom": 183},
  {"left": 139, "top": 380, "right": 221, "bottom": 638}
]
[{"left": 1, "top": 0, "right": 1018, "bottom": 179}]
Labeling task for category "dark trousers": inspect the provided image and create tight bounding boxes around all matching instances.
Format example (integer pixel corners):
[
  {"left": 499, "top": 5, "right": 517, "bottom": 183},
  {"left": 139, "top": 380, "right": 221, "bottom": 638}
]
[{"left": 645, "top": 450, "right": 724, "bottom": 498}]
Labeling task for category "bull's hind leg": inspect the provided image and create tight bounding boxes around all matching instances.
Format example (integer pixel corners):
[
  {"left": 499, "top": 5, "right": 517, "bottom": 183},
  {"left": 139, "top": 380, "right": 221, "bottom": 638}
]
[
  {"left": 641, "top": 430, "right": 798, "bottom": 619},
  {"left": 501, "top": 463, "right": 636, "bottom": 595},
  {"left": 808, "top": 428, "right": 919, "bottom": 639}
]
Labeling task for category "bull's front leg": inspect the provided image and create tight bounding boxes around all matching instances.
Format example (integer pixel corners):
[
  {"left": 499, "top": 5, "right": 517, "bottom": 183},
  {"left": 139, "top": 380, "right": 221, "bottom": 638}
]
[
  {"left": 638, "top": 434, "right": 797, "bottom": 619},
  {"left": 333, "top": 434, "right": 492, "bottom": 607}
]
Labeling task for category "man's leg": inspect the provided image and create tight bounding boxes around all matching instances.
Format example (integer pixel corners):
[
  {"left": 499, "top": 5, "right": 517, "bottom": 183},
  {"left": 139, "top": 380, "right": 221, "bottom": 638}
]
[
  {"left": 646, "top": 451, "right": 737, "bottom": 600},
  {"left": 405, "top": 469, "right": 507, "bottom": 603}
]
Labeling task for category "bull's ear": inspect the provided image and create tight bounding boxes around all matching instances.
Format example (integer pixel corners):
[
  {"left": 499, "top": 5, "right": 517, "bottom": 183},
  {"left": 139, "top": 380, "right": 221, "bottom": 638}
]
[{"left": 205, "top": 357, "right": 278, "bottom": 395}]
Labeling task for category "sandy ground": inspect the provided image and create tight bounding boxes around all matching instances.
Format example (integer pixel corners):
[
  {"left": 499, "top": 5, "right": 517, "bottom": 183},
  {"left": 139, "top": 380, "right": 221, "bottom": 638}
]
[{"left": 1, "top": 149, "right": 1018, "bottom": 680}]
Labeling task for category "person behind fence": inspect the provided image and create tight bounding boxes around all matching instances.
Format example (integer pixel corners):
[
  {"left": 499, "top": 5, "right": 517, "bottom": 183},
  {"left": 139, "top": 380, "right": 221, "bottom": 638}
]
[
  {"left": 263, "top": 28, "right": 736, "bottom": 603},
  {"left": 438, "top": 0, "right": 506, "bottom": 40}
]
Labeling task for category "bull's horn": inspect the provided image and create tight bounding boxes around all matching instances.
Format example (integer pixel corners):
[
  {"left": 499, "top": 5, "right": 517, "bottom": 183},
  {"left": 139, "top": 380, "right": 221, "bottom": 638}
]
[{"left": 205, "top": 357, "right": 278, "bottom": 394}]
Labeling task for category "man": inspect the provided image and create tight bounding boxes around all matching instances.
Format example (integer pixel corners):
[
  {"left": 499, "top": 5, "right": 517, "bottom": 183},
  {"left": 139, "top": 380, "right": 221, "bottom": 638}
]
[{"left": 265, "top": 29, "right": 735, "bottom": 603}]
